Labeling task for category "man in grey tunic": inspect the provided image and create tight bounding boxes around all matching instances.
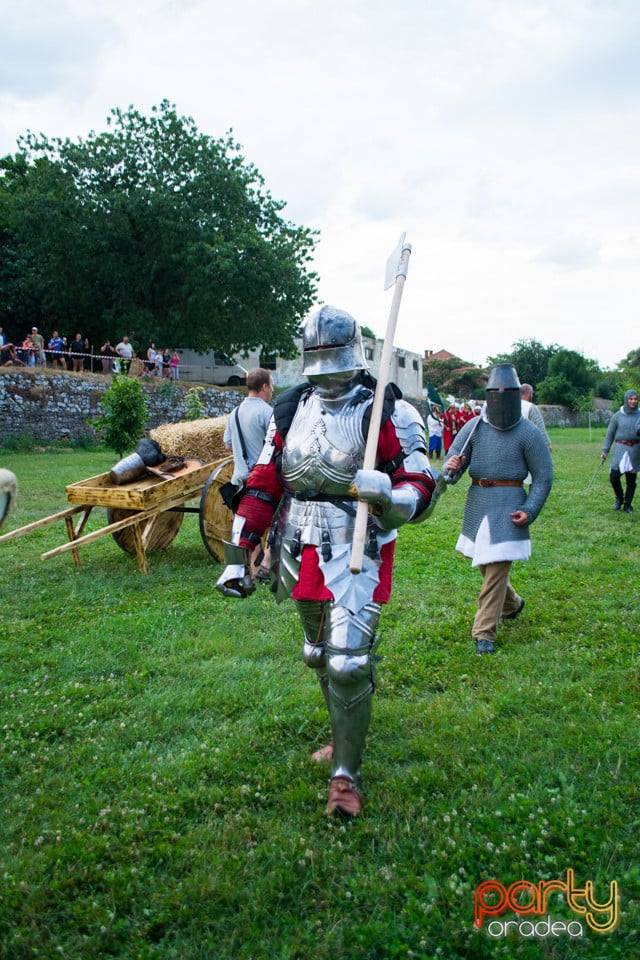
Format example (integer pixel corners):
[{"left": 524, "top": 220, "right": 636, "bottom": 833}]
[
  {"left": 600, "top": 389, "right": 640, "bottom": 513},
  {"left": 444, "top": 364, "right": 553, "bottom": 655},
  {"left": 223, "top": 368, "right": 274, "bottom": 485},
  {"left": 520, "top": 384, "right": 551, "bottom": 449}
]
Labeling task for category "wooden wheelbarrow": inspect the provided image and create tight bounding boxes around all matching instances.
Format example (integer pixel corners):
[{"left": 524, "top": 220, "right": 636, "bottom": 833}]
[{"left": 0, "top": 457, "right": 235, "bottom": 574}]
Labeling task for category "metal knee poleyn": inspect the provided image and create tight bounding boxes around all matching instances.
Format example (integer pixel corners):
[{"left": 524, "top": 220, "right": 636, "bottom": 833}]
[
  {"left": 323, "top": 602, "right": 381, "bottom": 710},
  {"left": 298, "top": 600, "right": 381, "bottom": 697}
]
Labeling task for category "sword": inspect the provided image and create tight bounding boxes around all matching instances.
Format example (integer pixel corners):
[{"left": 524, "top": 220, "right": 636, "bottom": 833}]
[
  {"left": 586, "top": 458, "right": 605, "bottom": 492},
  {"left": 442, "top": 405, "right": 484, "bottom": 483}
]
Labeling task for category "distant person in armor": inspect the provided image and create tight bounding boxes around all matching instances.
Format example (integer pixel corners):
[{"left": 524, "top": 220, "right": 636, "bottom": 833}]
[
  {"left": 216, "top": 305, "right": 440, "bottom": 817},
  {"left": 600, "top": 389, "right": 640, "bottom": 513},
  {"left": 444, "top": 364, "right": 553, "bottom": 656}
]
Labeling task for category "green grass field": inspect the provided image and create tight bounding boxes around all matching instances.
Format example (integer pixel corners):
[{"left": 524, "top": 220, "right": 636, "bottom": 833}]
[{"left": 0, "top": 429, "right": 638, "bottom": 959}]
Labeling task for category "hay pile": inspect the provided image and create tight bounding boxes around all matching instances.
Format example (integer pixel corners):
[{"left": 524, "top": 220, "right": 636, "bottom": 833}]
[{"left": 150, "top": 415, "right": 230, "bottom": 464}]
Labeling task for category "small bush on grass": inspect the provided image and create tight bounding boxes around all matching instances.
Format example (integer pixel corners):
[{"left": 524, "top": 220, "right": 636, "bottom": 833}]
[{"left": 93, "top": 375, "right": 150, "bottom": 457}]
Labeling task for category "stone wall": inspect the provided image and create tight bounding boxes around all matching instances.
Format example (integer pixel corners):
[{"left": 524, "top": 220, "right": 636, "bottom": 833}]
[
  {"left": 413, "top": 399, "right": 611, "bottom": 428},
  {"left": 537, "top": 405, "right": 611, "bottom": 427},
  {"left": 0, "top": 370, "right": 612, "bottom": 444},
  {"left": 0, "top": 370, "right": 242, "bottom": 442}
]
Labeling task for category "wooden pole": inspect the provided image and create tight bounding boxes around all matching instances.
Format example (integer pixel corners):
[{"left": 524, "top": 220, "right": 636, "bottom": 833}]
[
  {"left": 0, "top": 505, "right": 85, "bottom": 544},
  {"left": 350, "top": 240, "right": 412, "bottom": 574}
]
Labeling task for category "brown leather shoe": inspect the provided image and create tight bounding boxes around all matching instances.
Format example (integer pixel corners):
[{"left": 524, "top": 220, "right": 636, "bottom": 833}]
[
  {"left": 311, "top": 742, "right": 333, "bottom": 763},
  {"left": 326, "top": 776, "right": 362, "bottom": 818}
]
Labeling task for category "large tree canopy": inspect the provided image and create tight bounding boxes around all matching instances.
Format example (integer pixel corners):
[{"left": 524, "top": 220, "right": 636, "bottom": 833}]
[
  {"left": 0, "top": 101, "right": 318, "bottom": 356},
  {"left": 423, "top": 356, "right": 487, "bottom": 398},
  {"left": 487, "top": 338, "right": 560, "bottom": 391},
  {"left": 536, "top": 349, "right": 598, "bottom": 410}
]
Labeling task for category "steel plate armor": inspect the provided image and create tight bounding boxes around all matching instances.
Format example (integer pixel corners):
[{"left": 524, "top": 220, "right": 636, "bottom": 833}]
[{"left": 215, "top": 307, "right": 439, "bottom": 815}]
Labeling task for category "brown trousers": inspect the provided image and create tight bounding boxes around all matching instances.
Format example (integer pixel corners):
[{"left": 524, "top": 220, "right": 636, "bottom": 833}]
[{"left": 472, "top": 561, "right": 523, "bottom": 641}]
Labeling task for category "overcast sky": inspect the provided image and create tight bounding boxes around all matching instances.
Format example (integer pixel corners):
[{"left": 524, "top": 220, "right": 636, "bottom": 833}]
[{"left": 2, "top": 0, "right": 639, "bottom": 370}]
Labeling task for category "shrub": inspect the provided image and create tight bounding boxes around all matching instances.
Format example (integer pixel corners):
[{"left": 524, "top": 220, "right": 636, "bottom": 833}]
[
  {"left": 92, "top": 374, "right": 149, "bottom": 456},
  {"left": 183, "top": 386, "right": 206, "bottom": 421}
]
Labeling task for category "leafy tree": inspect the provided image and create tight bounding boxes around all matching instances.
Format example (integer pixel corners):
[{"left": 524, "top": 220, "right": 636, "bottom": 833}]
[
  {"left": 536, "top": 349, "right": 598, "bottom": 410},
  {"left": 610, "top": 379, "right": 640, "bottom": 410},
  {"left": 0, "top": 102, "right": 318, "bottom": 357},
  {"left": 423, "top": 356, "right": 487, "bottom": 398},
  {"left": 607, "top": 347, "right": 640, "bottom": 406},
  {"left": 594, "top": 374, "right": 621, "bottom": 400},
  {"left": 487, "top": 338, "right": 559, "bottom": 390},
  {"left": 93, "top": 376, "right": 149, "bottom": 457},
  {"left": 618, "top": 347, "right": 640, "bottom": 369}
]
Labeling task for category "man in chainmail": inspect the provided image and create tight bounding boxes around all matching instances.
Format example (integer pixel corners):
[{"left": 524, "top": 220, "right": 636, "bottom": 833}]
[
  {"left": 444, "top": 363, "right": 553, "bottom": 656},
  {"left": 215, "top": 305, "right": 440, "bottom": 817},
  {"left": 600, "top": 389, "right": 640, "bottom": 514}
]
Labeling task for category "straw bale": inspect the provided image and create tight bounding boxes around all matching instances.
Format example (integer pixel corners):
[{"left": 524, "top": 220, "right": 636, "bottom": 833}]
[{"left": 150, "top": 415, "right": 230, "bottom": 463}]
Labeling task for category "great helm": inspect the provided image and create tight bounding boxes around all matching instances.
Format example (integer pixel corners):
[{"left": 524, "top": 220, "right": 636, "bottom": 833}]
[
  {"left": 485, "top": 363, "right": 522, "bottom": 430},
  {"left": 302, "top": 305, "right": 368, "bottom": 377}
]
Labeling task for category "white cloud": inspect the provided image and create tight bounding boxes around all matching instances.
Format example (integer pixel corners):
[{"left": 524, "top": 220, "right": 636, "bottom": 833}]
[
  {"left": 0, "top": 0, "right": 121, "bottom": 100},
  {"left": 533, "top": 235, "right": 600, "bottom": 270}
]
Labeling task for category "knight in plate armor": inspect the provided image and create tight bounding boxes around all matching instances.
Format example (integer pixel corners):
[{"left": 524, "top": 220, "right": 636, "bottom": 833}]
[{"left": 216, "top": 305, "right": 439, "bottom": 817}]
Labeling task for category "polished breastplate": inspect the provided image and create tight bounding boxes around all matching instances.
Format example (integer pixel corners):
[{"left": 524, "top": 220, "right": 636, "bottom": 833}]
[{"left": 281, "top": 388, "right": 368, "bottom": 494}]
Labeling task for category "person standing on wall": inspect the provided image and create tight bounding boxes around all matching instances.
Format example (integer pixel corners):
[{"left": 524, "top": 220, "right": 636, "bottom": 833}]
[
  {"left": 115, "top": 336, "right": 133, "bottom": 375},
  {"left": 69, "top": 333, "right": 85, "bottom": 373},
  {"left": 48, "top": 330, "right": 67, "bottom": 370},
  {"left": 30, "top": 327, "right": 46, "bottom": 366},
  {"left": 100, "top": 339, "right": 117, "bottom": 375}
]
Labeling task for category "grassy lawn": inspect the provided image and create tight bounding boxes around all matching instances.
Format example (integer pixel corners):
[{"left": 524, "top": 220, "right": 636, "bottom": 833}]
[{"left": 0, "top": 429, "right": 638, "bottom": 959}]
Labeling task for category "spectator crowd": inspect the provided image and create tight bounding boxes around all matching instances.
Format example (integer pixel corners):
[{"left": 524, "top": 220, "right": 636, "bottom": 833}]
[{"left": 0, "top": 326, "right": 180, "bottom": 380}]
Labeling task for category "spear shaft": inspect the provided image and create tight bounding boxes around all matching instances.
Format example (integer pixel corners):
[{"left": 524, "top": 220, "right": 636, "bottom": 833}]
[{"left": 350, "top": 236, "right": 412, "bottom": 574}]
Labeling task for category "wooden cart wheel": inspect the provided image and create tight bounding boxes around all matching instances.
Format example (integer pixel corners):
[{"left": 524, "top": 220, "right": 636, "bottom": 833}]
[
  {"left": 199, "top": 459, "right": 234, "bottom": 562},
  {"left": 106, "top": 506, "right": 183, "bottom": 554}
]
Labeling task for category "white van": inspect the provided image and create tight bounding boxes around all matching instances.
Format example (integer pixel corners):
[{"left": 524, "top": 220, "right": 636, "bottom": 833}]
[{"left": 177, "top": 349, "right": 248, "bottom": 386}]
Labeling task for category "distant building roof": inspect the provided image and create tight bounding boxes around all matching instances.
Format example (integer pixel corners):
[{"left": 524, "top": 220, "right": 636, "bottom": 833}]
[{"left": 424, "top": 349, "right": 460, "bottom": 362}]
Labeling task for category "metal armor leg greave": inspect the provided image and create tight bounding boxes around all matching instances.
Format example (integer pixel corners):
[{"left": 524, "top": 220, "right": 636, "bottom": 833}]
[
  {"left": 299, "top": 600, "right": 331, "bottom": 711},
  {"left": 298, "top": 599, "right": 381, "bottom": 789}
]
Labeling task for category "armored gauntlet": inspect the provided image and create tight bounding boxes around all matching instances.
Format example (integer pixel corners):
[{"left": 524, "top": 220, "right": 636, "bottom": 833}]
[{"left": 353, "top": 469, "right": 419, "bottom": 529}]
